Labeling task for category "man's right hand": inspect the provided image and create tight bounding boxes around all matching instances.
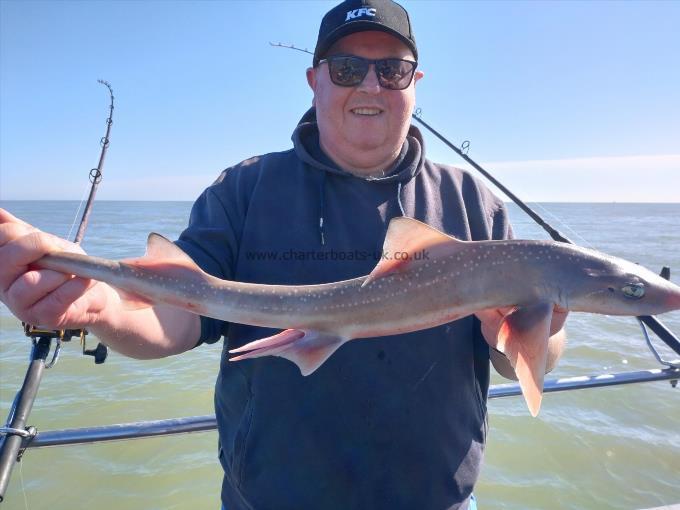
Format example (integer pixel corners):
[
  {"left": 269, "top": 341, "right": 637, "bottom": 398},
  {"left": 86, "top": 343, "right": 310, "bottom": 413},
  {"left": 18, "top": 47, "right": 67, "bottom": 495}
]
[
  {"left": 0, "top": 207, "right": 200, "bottom": 359},
  {"left": 0, "top": 207, "right": 112, "bottom": 331}
]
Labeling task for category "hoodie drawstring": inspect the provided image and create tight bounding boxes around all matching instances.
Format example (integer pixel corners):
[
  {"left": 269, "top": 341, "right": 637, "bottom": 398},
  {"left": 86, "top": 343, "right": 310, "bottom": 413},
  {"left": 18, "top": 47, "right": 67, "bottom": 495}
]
[
  {"left": 317, "top": 172, "right": 410, "bottom": 246},
  {"left": 319, "top": 171, "right": 326, "bottom": 245},
  {"left": 397, "top": 181, "right": 406, "bottom": 217}
]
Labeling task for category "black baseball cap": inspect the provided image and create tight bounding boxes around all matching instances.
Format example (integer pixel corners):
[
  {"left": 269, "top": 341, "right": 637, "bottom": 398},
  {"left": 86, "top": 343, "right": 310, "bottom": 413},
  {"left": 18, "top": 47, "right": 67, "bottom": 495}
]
[{"left": 313, "top": 0, "right": 418, "bottom": 66}]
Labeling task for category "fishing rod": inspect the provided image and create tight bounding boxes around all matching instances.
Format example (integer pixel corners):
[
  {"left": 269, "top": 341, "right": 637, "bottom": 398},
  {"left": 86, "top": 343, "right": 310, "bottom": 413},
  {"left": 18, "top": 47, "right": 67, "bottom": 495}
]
[
  {"left": 74, "top": 80, "right": 113, "bottom": 244},
  {"left": 0, "top": 80, "right": 114, "bottom": 503},
  {"left": 410, "top": 110, "right": 573, "bottom": 244}
]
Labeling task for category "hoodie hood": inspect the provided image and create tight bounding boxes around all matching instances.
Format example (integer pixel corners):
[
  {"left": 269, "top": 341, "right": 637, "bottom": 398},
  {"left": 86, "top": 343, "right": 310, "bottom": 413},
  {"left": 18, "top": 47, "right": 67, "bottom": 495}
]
[
  {"left": 292, "top": 107, "right": 425, "bottom": 184},
  {"left": 291, "top": 107, "right": 425, "bottom": 244}
]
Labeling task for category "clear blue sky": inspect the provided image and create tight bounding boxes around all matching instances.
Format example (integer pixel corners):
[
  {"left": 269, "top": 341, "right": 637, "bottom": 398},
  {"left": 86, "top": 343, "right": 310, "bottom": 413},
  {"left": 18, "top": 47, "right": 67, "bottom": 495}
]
[{"left": 1, "top": 0, "right": 678, "bottom": 202}]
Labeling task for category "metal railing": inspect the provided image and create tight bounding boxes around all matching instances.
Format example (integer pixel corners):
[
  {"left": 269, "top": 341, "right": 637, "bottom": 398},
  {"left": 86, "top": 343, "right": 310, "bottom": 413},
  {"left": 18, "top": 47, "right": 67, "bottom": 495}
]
[{"left": 15, "top": 363, "right": 678, "bottom": 450}]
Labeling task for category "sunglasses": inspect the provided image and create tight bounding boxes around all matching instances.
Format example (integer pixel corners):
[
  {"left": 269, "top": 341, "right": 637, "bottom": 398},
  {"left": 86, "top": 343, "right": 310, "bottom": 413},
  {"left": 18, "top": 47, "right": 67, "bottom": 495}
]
[{"left": 317, "top": 55, "right": 418, "bottom": 90}]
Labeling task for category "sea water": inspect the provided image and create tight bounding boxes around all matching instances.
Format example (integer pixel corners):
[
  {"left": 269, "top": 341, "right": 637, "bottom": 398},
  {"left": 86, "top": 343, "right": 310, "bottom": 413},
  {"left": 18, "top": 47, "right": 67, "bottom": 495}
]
[{"left": 0, "top": 201, "right": 678, "bottom": 510}]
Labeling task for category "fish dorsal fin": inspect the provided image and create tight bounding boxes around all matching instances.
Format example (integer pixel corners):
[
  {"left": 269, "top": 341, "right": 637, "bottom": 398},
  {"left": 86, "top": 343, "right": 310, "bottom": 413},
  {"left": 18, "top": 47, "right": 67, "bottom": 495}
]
[
  {"left": 121, "top": 234, "right": 203, "bottom": 273},
  {"left": 363, "top": 217, "right": 463, "bottom": 286},
  {"left": 145, "top": 233, "right": 199, "bottom": 268},
  {"left": 116, "top": 234, "right": 204, "bottom": 311},
  {"left": 121, "top": 233, "right": 201, "bottom": 272}
]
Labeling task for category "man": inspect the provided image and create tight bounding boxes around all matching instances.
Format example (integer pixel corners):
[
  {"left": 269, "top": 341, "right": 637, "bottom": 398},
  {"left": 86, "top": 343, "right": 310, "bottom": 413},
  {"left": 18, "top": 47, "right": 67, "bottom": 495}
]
[{"left": 0, "top": 1, "right": 566, "bottom": 508}]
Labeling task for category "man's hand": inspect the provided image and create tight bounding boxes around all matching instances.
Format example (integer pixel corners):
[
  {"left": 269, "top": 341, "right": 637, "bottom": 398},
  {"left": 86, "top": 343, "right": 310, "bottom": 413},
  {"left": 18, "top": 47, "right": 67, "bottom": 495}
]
[
  {"left": 0, "top": 207, "right": 111, "bottom": 331},
  {"left": 475, "top": 305, "right": 568, "bottom": 380}
]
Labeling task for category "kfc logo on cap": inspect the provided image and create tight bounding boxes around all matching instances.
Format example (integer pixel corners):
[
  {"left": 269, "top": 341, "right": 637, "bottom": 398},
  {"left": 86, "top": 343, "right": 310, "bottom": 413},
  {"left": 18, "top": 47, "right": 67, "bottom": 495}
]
[{"left": 345, "top": 7, "right": 377, "bottom": 21}]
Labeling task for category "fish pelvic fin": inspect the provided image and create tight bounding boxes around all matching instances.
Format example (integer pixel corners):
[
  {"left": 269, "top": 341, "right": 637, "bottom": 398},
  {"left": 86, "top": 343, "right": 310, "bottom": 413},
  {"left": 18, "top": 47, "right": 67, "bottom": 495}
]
[
  {"left": 363, "top": 217, "right": 464, "bottom": 287},
  {"left": 497, "top": 302, "right": 553, "bottom": 417},
  {"left": 229, "top": 329, "right": 347, "bottom": 376}
]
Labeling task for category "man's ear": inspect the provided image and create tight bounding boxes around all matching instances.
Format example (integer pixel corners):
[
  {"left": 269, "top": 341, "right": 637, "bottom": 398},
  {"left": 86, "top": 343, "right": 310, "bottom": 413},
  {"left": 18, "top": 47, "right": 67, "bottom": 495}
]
[
  {"left": 306, "top": 67, "right": 317, "bottom": 90},
  {"left": 414, "top": 70, "right": 424, "bottom": 84},
  {"left": 306, "top": 67, "right": 317, "bottom": 106}
]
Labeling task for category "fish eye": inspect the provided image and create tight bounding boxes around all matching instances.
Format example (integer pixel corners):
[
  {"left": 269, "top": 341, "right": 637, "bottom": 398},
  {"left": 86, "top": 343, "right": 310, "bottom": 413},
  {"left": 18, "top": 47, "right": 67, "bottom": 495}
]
[{"left": 622, "top": 283, "right": 645, "bottom": 299}]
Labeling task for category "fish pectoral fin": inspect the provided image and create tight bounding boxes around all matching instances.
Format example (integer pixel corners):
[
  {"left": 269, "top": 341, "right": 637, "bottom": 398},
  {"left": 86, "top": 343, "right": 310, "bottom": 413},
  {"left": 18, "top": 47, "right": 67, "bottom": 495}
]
[
  {"left": 229, "top": 329, "right": 347, "bottom": 376},
  {"left": 497, "top": 302, "right": 553, "bottom": 417}
]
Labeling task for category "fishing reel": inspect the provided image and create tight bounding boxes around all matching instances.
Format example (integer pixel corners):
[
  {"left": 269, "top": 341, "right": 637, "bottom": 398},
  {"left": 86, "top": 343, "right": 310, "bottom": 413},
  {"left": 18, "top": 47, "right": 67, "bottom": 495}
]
[{"left": 22, "top": 323, "right": 108, "bottom": 366}]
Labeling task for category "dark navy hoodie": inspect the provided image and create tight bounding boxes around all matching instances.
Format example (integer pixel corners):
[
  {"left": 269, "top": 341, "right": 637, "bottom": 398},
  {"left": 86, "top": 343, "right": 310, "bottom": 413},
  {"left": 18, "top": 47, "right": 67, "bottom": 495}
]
[{"left": 176, "top": 109, "right": 512, "bottom": 510}]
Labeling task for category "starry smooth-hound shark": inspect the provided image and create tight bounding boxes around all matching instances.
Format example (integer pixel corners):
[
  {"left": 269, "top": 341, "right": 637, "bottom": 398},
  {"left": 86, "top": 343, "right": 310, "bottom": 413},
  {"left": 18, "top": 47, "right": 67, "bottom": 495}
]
[{"left": 34, "top": 217, "right": 680, "bottom": 416}]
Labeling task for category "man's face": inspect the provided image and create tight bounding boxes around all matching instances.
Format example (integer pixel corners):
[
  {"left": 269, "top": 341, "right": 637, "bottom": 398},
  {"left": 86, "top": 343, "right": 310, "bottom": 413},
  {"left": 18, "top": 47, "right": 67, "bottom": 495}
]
[{"left": 306, "top": 31, "right": 423, "bottom": 175}]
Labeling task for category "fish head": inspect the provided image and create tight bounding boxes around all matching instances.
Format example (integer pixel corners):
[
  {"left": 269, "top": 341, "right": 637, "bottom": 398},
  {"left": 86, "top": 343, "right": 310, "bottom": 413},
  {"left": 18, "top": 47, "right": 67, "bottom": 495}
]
[{"left": 569, "top": 255, "right": 680, "bottom": 316}]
